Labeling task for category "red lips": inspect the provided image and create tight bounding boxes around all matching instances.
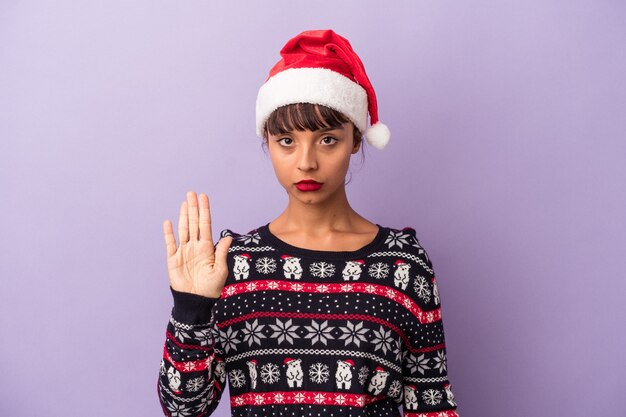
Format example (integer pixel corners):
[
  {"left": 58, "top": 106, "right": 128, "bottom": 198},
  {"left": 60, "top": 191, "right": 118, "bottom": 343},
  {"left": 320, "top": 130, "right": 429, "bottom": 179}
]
[{"left": 295, "top": 179, "right": 323, "bottom": 191}]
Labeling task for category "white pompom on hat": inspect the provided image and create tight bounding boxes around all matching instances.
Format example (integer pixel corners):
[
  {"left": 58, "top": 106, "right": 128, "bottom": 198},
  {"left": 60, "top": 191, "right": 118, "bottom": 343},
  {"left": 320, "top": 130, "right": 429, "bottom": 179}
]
[{"left": 256, "top": 29, "right": 390, "bottom": 150}]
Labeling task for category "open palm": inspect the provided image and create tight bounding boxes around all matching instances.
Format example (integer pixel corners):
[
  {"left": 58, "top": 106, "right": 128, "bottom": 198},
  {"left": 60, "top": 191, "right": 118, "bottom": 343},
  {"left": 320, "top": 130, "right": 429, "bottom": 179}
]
[{"left": 163, "top": 191, "right": 233, "bottom": 298}]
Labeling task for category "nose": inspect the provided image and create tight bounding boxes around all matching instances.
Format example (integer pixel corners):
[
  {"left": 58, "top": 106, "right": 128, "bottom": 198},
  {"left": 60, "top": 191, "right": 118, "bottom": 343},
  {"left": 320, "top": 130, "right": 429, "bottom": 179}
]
[{"left": 297, "top": 144, "right": 318, "bottom": 171}]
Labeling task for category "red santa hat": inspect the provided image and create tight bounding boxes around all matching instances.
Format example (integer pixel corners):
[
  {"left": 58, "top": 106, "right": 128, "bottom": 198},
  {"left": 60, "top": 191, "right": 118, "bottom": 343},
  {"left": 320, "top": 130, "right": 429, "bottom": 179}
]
[
  {"left": 256, "top": 29, "right": 391, "bottom": 150},
  {"left": 394, "top": 259, "right": 406, "bottom": 266}
]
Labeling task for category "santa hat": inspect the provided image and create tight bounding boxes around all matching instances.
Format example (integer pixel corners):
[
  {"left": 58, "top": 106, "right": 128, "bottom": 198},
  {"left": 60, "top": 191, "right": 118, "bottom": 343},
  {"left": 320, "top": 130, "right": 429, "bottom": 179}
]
[{"left": 256, "top": 29, "right": 391, "bottom": 150}]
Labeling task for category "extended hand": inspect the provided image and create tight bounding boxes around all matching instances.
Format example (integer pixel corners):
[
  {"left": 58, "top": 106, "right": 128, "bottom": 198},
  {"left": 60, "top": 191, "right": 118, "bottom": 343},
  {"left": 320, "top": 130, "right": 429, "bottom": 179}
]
[{"left": 163, "top": 191, "right": 233, "bottom": 298}]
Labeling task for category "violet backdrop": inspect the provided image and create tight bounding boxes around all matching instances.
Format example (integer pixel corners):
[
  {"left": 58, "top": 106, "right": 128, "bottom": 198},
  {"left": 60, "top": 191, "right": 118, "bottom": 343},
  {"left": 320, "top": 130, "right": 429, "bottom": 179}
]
[{"left": 1, "top": 1, "right": 624, "bottom": 416}]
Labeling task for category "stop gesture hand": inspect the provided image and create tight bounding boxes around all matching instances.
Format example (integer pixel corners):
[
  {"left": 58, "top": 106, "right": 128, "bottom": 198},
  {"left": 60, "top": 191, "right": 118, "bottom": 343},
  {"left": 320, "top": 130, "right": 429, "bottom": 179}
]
[{"left": 163, "top": 191, "right": 233, "bottom": 298}]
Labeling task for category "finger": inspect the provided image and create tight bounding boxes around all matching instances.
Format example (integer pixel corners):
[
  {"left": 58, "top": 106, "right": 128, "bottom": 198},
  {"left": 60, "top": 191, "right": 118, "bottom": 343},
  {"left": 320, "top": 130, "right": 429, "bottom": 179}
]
[
  {"left": 187, "top": 191, "right": 199, "bottom": 241},
  {"left": 178, "top": 200, "right": 189, "bottom": 244},
  {"left": 198, "top": 194, "right": 214, "bottom": 245},
  {"left": 206, "top": 195, "right": 214, "bottom": 243},
  {"left": 163, "top": 220, "right": 177, "bottom": 257}
]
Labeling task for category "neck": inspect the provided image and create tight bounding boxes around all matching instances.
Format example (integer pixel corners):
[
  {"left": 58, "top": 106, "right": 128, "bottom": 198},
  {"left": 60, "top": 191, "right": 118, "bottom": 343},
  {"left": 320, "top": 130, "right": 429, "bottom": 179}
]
[{"left": 273, "top": 185, "right": 362, "bottom": 235}]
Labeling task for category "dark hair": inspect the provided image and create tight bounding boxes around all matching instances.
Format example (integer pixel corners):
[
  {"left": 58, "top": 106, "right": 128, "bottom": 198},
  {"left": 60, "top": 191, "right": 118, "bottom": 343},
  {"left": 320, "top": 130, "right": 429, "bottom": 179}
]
[{"left": 261, "top": 103, "right": 365, "bottom": 159}]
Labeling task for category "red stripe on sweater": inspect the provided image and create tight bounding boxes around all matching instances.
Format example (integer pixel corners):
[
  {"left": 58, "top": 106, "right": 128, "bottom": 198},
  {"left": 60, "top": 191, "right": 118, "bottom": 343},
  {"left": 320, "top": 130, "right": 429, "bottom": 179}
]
[
  {"left": 163, "top": 345, "right": 218, "bottom": 373},
  {"left": 230, "top": 389, "right": 388, "bottom": 408},
  {"left": 220, "top": 280, "right": 442, "bottom": 324}
]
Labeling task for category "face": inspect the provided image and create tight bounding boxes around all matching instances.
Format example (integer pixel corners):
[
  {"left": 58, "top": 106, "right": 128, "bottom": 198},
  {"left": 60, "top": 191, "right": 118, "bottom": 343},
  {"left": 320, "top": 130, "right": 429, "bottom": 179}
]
[{"left": 267, "top": 122, "right": 360, "bottom": 204}]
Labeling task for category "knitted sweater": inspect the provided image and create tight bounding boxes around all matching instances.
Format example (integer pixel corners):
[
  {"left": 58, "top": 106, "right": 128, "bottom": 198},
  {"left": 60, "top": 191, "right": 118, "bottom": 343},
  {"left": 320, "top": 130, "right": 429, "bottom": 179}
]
[{"left": 157, "top": 223, "right": 460, "bottom": 417}]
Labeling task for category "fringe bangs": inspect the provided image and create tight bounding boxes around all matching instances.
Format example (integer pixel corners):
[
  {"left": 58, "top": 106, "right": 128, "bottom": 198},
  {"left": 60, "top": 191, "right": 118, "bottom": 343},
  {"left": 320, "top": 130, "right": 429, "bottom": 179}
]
[{"left": 264, "top": 103, "right": 362, "bottom": 144}]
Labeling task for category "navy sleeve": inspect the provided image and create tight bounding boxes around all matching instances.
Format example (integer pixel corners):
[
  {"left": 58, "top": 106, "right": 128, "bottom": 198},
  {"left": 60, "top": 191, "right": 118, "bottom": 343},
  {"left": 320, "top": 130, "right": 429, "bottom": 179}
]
[
  {"left": 400, "top": 230, "right": 460, "bottom": 416},
  {"left": 157, "top": 231, "right": 233, "bottom": 416}
]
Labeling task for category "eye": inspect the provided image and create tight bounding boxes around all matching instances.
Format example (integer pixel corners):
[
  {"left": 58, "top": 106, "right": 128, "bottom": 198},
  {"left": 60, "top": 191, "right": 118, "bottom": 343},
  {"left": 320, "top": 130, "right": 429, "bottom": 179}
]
[
  {"left": 276, "top": 137, "right": 293, "bottom": 146},
  {"left": 321, "top": 136, "right": 338, "bottom": 145}
]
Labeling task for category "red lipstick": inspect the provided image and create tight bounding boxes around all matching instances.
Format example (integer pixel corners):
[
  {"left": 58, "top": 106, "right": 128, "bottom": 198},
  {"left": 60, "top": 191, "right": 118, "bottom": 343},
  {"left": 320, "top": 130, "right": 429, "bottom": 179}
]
[{"left": 295, "top": 179, "right": 323, "bottom": 192}]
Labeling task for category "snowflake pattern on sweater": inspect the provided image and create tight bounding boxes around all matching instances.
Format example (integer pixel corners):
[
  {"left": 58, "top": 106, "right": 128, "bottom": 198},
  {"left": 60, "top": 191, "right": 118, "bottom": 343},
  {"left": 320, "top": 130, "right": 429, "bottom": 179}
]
[{"left": 157, "top": 223, "right": 460, "bottom": 417}]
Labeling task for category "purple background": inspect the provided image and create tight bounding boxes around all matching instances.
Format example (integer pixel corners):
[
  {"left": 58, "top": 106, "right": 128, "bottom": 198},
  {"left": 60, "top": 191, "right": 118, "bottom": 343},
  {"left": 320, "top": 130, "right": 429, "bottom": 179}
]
[{"left": 1, "top": 1, "right": 624, "bottom": 416}]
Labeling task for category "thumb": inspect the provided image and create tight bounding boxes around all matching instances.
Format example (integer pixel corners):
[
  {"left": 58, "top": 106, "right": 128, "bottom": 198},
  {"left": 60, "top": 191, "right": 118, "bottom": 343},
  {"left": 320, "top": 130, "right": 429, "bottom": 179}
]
[{"left": 214, "top": 235, "right": 233, "bottom": 265}]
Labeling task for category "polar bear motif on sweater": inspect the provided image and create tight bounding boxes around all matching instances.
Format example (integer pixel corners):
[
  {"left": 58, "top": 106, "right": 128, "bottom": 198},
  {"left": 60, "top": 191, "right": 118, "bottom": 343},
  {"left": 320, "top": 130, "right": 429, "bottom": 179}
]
[
  {"left": 233, "top": 254, "right": 251, "bottom": 280},
  {"left": 444, "top": 383, "right": 457, "bottom": 407},
  {"left": 393, "top": 260, "right": 411, "bottom": 290},
  {"left": 335, "top": 359, "right": 355, "bottom": 389},
  {"left": 284, "top": 357, "right": 303, "bottom": 388},
  {"left": 281, "top": 255, "right": 302, "bottom": 280},
  {"left": 432, "top": 277, "right": 440, "bottom": 306},
  {"left": 159, "top": 358, "right": 166, "bottom": 376},
  {"left": 246, "top": 359, "right": 258, "bottom": 389},
  {"left": 367, "top": 366, "right": 389, "bottom": 395},
  {"left": 215, "top": 357, "right": 225, "bottom": 386},
  {"left": 342, "top": 260, "right": 365, "bottom": 281},
  {"left": 166, "top": 365, "right": 182, "bottom": 394},
  {"left": 403, "top": 385, "right": 419, "bottom": 410}
]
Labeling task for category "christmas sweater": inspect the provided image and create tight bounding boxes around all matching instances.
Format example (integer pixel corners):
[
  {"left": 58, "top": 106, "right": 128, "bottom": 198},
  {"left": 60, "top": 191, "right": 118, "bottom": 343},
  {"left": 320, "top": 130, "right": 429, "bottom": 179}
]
[{"left": 158, "top": 223, "right": 460, "bottom": 417}]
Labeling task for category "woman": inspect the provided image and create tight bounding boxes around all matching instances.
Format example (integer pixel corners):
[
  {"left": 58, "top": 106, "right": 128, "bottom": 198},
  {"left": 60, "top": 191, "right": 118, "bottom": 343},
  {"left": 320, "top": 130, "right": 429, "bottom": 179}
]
[{"left": 158, "top": 29, "right": 460, "bottom": 417}]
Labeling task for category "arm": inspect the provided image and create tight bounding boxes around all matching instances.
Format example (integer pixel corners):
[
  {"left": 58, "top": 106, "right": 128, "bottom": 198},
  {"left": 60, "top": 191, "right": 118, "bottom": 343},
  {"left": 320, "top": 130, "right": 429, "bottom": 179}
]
[
  {"left": 157, "top": 287, "right": 226, "bottom": 417},
  {"left": 401, "top": 232, "right": 460, "bottom": 417},
  {"left": 158, "top": 192, "right": 234, "bottom": 416}
]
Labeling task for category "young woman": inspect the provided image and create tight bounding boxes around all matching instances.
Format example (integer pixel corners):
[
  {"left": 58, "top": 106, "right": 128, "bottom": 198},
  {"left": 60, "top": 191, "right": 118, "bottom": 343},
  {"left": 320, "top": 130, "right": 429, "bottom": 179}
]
[{"left": 158, "top": 29, "right": 460, "bottom": 417}]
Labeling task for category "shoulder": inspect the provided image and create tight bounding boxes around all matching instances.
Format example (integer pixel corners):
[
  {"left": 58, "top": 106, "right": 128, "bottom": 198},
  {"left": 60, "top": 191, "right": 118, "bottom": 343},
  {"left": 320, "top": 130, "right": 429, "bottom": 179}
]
[
  {"left": 382, "top": 224, "right": 433, "bottom": 271},
  {"left": 218, "top": 227, "right": 239, "bottom": 239},
  {"left": 381, "top": 225, "right": 424, "bottom": 251},
  {"left": 217, "top": 226, "right": 264, "bottom": 249},
  {"left": 218, "top": 226, "right": 254, "bottom": 238},
  {"left": 383, "top": 225, "right": 443, "bottom": 308}
]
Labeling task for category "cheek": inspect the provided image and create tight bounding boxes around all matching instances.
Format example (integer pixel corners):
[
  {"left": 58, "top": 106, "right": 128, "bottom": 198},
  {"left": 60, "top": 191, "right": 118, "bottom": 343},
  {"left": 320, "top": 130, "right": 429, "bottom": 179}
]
[
  {"left": 328, "top": 152, "right": 352, "bottom": 172},
  {"left": 269, "top": 154, "right": 292, "bottom": 183}
]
